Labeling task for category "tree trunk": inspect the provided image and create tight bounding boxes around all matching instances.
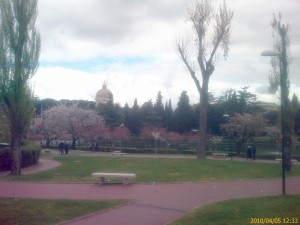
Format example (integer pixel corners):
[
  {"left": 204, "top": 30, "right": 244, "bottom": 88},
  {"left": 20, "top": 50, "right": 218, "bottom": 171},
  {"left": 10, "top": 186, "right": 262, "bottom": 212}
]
[
  {"left": 72, "top": 137, "right": 76, "bottom": 149},
  {"left": 46, "top": 139, "right": 51, "bottom": 148},
  {"left": 236, "top": 142, "right": 243, "bottom": 156},
  {"left": 198, "top": 78, "right": 209, "bottom": 159},
  {"left": 10, "top": 136, "right": 22, "bottom": 175}
]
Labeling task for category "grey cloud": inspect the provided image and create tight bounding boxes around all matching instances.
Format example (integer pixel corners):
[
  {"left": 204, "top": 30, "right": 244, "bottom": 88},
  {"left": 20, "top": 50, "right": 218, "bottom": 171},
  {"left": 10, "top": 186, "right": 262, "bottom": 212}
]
[
  {"left": 255, "top": 85, "right": 270, "bottom": 95},
  {"left": 38, "top": 0, "right": 186, "bottom": 45}
]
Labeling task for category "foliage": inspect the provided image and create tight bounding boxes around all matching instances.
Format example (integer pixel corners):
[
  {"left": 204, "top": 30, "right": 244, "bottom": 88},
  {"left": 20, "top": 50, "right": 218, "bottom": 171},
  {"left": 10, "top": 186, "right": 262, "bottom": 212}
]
[
  {"left": 174, "top": 91, "right": 194, "bottom": 133},
  {"left": 97, "top": 101, "right": 123, "bottom": 128},
  {"left": 0, "top": 141, "right": 41, "bottom": 171},
  {"left": 0, "top": 0, "right": 40, "bottom": 175}
]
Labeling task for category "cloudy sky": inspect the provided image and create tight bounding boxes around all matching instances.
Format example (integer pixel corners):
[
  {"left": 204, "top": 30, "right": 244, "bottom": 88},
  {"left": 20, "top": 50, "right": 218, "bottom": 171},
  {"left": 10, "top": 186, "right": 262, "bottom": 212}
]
[{"left": 31, "top": 0, "right": 300, "bottom": 107}]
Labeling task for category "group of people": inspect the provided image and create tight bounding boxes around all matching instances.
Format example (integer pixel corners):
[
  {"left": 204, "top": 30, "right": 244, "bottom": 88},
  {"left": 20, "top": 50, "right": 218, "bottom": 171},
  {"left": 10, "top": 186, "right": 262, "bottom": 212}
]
[
  {"left": 90, "top": 143, "right": 99, "bottom": 151},
  {"left": 58, "top": 142, "right": 69, "bottom": 155},
  {"left": 247, "top": 145, "right": 256, "bottom": 160}
]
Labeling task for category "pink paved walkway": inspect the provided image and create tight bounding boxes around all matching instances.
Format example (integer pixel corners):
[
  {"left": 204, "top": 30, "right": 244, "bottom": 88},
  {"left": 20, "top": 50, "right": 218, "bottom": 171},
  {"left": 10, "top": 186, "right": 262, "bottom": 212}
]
[
  {"left": 1, "top": 178, "right": 300, "bottom": 225},
  {"left": 1, "top": 157, "right": 300, "bottom": 225}
]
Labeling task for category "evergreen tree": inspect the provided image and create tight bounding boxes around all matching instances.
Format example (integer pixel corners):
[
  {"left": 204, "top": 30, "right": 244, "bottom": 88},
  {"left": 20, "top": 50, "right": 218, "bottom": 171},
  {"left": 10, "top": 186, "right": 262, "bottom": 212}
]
[
  {"left": 164, "top": 99, "right": 174, "bottom": 130},
  {"left": 127, "top": 98, "right": 142, "bottom": 135},
  {"left": 123, "top": 103, "right": 130, "bottom": 128},
  {"left": 291, "top": 94, "right": 300, "bottom": 134},
  {"left": 97, "top": 102, "right": 123, "bottom": 128},
  {"left": 174, "top": 91, "right": 194, "bottom": 133},
  {"left": 154, "top": 91, "right": 164, "bottom": 126},
  {"left": 238, "top": 86, "right": 257, "bottom": 113},
  {"left": 141, "top": 100, "right": 161, "bottom": 127}
]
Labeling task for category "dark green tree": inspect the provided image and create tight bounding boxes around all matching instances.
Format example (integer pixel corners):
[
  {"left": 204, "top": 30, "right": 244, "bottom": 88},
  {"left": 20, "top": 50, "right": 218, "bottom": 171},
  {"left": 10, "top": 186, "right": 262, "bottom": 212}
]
[
  {"left": 154, "top": 91, "right": 164, "bottom": 126},
  {"left": 164, "top": 99, "right": 174, "bottom": 130},
  {"left": 174, "top": 91, "right": 194, "bottom": 133},
  {"left": 140, "top": 100, "right": 161, "bottom": 127},
  {"left": 238, "top": 86, "right": 257, "bottom": 113},
  {"left": 291, "top": 94, "right": 300, "bottom": 135},
  {"left": 127, "top": 99, "right": 142, "bottom": 135},
  {"left": 0, "top": 0, "right": 40, "bottom": 175},
  {"left": 97, "top": 102, "right": 123, "bottom": 128}
]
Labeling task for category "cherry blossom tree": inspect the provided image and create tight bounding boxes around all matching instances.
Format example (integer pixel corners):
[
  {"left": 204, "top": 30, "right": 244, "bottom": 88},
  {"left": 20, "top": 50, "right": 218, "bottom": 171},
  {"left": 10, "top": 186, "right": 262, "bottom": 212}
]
[
  {"left": 30, "top": 108, "right": 65, "bottom": 147},
  {"left": 221, "top": 113, "right": 266, "bottom": 155},
  {"left": 31, "top": 105, "right": 103, "bottom": 149}
]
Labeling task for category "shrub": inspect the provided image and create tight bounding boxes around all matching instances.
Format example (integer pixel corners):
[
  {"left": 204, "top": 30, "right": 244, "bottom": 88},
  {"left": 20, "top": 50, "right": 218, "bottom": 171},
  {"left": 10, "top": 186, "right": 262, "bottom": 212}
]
[{"left": 0, "top": 141, "right": 41, "bottom": 171}]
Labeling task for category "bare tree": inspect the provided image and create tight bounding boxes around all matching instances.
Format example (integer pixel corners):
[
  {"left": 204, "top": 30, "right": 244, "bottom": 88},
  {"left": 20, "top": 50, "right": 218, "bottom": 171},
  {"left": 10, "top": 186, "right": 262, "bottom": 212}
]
[
  {"left": 268, "top": 14, "right": 292, "bottom": 171},
  {"left": 177, "top": 0, "right": 233, "bottom": 158},
  {"left": 0, "top": 0, "right": 40, "bottom": 175},
  {"left": 268, "top": 14, "right": 290, "bottom": 96}
]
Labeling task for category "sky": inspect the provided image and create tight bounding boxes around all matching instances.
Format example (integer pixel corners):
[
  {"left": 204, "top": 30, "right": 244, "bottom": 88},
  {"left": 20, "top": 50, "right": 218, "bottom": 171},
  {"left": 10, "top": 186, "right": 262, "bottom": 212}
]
[{"left": 31, "top": 0, "right": 300, "bottom": 107}]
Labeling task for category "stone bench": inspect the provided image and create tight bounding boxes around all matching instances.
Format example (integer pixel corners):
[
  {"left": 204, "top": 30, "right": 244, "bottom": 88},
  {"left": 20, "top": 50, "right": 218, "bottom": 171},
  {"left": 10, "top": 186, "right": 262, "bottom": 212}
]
[
  {"left": 112, "top": 151, "right": 126, "bottom": 156},
  {"left": 212, "top": 152, "right": 229, "bottom": 158},
  {"left": 92, "top": 172, "right": 136, "bottom": 185},
  {"left": 275, "top": 158, "right": 297, "bottom": 163}
]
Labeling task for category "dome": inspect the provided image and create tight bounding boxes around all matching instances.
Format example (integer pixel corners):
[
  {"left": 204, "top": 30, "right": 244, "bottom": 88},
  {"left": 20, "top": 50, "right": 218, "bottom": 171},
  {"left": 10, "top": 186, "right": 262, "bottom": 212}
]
[{"left": 95, "top": 83, "right": 113, "bottom": 106}]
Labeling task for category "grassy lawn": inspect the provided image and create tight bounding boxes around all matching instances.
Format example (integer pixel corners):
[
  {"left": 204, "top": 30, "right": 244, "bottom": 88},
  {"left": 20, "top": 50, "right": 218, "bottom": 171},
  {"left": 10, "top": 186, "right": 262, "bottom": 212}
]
[
  {"left": 169, "top": 195, "right": 300, "bottom": 225},
  {"left": 6, "top": 155, "right": 300, "bottom": 183},
  {"left": 0, "top": 198, "right": 128, "bottom": 225}
]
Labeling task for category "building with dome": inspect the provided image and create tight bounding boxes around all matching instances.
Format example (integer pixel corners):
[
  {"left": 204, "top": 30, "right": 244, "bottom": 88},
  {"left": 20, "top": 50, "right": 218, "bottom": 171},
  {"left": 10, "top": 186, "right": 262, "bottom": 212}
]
[{"left": 95, "top": 83, "right": 113, "bottom": 106}]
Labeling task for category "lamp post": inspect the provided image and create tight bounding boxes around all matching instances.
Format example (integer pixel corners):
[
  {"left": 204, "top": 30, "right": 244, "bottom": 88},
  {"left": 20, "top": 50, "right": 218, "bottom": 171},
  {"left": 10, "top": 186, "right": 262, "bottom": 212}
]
[{"left": 261, "top": 50, "right": 286, "bottom": 195}]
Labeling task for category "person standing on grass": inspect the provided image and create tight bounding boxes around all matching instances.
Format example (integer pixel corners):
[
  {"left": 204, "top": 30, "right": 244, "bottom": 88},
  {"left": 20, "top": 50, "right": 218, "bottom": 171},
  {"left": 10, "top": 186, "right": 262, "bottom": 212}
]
[
  {"left": 247, "top": 146, "right": 252, "bottom": 160},
  {"left": 252, "top": 145, "right": 256, "bottom": 160},
  {"left": 64, "top": 144, "right": 69, "bottom": 155}
]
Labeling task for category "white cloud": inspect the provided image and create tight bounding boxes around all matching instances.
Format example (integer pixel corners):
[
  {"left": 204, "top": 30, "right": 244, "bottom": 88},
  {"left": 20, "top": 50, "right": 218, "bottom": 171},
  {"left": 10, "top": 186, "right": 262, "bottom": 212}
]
[{"left": 33, "top": 0, "right": 300, "bottom": 107}]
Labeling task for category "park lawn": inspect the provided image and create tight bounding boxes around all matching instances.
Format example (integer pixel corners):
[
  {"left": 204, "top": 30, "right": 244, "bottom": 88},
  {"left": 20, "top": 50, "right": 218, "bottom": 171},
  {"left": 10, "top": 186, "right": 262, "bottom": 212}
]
[
  {"left": 169, "top": 195, "right": 300, "bottom": 225},
  {"left": 0, "top": 198, "right": 129, "bottom": 225},
  {"left": 7, "top": 156, "right": 300, "bottom": 183}
]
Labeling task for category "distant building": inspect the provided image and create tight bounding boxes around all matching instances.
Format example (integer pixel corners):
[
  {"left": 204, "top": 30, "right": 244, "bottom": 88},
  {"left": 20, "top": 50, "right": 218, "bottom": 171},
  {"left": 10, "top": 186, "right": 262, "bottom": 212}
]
[{"left": 95, "top": 83, "right": 113, "bottom": 106}]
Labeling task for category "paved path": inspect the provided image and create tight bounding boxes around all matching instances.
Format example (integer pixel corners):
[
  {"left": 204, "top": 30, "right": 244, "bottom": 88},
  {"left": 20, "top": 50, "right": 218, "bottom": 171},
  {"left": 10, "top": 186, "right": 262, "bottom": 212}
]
[
  {"left": 1, "top": 156, "right": 300, "bottom": 225},
  {"left": 0, "top": 158, "right": 61, "bottom": 177}
]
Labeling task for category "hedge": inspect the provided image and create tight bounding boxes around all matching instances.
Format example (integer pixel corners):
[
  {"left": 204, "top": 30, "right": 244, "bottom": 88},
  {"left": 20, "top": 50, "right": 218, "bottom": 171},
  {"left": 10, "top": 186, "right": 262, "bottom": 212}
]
[{"left": 0, "top": 142, "right": 41, "bottom": 171}]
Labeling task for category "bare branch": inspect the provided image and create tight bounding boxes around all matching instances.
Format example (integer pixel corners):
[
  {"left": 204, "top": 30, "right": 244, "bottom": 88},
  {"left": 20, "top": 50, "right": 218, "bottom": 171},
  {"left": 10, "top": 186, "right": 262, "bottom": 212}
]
[
  {"left": 176, "top": 37, "right": 202, "bottom": 94},
  {"left": 210, "top": 0, "right": 233, "bottom": 62}
]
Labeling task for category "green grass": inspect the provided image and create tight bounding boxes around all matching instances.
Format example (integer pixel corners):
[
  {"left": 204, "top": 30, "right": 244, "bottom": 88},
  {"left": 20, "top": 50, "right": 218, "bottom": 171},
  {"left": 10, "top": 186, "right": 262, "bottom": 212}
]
[
  {"left": 0, "top": 198, "right": 128, "bottom": 225},
  {"left": 6, "top": 156, "right": 300, "bottom": 183},
  {"left": 169, "top": 195, "right": 300, "bottom": 225}
]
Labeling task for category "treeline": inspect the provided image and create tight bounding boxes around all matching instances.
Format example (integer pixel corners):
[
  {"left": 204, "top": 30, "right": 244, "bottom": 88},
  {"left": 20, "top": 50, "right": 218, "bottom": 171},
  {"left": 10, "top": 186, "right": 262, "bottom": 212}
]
[{"left": 35, "top": 87, "right": 289, "bottom": 136}]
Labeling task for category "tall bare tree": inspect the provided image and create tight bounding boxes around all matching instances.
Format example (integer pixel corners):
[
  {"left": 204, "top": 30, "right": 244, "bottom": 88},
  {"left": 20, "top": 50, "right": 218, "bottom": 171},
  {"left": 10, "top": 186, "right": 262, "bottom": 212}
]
[
  {"left": 0, "top": 0, "right": 40, "bottom": 175},
  {"left": 268, "top": 14, "right": 292, "bottom": 171},
  {"left": 177, "top": 0, "right": 233, "bottom": 158}
]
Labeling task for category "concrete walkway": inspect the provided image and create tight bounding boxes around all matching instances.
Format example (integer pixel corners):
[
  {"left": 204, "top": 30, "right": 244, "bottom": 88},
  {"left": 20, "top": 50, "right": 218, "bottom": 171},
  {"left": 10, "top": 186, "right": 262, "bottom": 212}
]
[{"left": 0, "top": 156, "right": 300, "bottom": 225}]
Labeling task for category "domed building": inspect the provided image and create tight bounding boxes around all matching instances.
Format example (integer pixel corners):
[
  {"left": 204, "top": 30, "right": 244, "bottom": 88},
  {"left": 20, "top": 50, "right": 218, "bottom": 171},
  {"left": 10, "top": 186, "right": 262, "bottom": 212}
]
[{"left": 95, "top": 83, "right": 113, "bottom": 106}]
